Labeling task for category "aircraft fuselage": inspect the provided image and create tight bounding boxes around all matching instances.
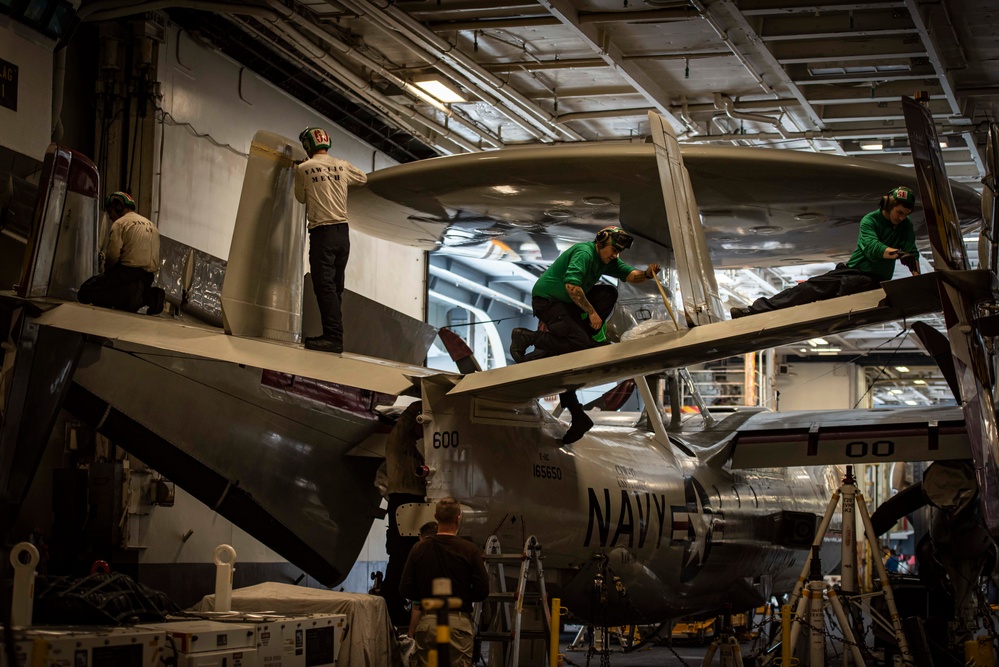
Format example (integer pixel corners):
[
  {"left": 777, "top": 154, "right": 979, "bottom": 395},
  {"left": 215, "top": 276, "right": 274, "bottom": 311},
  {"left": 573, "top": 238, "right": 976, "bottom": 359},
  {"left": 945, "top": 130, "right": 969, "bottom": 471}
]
[{"left": 419, "top": 381, "right": 836, "bottom": 623}]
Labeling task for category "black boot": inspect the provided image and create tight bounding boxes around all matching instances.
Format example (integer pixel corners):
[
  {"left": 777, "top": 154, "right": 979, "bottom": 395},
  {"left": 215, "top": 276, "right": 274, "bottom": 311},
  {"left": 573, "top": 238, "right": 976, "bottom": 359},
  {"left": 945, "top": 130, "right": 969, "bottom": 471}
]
[
  {"left": 306, "top": 336, "right": 343, "bottom": 354},
  {"left": 145, "top": 287, "right": 165, "bottom": 316},
  {"left": 563, "top": 405, "right": 594, "bottom": 445},
  {"left": 510, "top": 327, "right": 537, "bottom": 363}
]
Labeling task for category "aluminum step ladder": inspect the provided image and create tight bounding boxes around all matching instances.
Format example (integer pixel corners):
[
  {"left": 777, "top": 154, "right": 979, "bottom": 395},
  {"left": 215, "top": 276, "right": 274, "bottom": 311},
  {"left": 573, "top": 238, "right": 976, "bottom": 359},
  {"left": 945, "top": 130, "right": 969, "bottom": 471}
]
[{"left": 474, "top": 535, "right": 552, "bottom": 667}]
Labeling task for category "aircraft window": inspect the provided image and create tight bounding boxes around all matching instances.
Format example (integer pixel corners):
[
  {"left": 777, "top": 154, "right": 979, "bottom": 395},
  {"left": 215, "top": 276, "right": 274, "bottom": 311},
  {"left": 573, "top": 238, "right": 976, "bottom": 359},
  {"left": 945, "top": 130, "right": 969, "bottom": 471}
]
[
  {"left": 711, "top": 484, "right": 723, "bottom": 509},
  {"left": 732, "top": 485, "right": 741, "bottom": 508}
]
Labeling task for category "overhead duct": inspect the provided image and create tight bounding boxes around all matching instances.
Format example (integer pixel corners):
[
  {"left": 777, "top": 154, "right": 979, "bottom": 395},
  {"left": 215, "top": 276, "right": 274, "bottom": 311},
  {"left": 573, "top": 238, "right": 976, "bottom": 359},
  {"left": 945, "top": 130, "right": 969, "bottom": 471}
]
[
  {"left": 335, "top": 0, "right": 585, "bottom": 143},
  {"left": 78, "top": 0, "right": 492, "bottom": 153},
  {"left": 713, "top": 93, "right": 784, "bottom": 133},
  {"left": 428, "top": 264, "right": 533, "bottom": 313},
  {"left": 232, "top": 16, "right": 480, "bottom": 154},
  {"left": 260, "top": 1, "right": 504, "bottom": 149}
]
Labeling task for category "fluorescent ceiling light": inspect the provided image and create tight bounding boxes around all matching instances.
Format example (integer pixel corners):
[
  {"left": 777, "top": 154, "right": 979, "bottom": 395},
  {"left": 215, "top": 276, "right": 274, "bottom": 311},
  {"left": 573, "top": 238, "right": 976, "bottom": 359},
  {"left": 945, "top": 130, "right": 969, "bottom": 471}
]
[
  {"left": 808, "top": 338, "right": 828, "bottom": 346},
  {"left": 905, "top": 400, "right": 918, "bottom": 405},
  {"left": 895, "top": 366, "right": 909, "bottom": 373},
  {"left": 413, "top": 76, "right": 466, "bottom": 104},
  {"left": 913, "top": 379, "right": 926, "bottom": 385},
  {"left": 860, "top": 140, "right": 883, "bottom": 151}
]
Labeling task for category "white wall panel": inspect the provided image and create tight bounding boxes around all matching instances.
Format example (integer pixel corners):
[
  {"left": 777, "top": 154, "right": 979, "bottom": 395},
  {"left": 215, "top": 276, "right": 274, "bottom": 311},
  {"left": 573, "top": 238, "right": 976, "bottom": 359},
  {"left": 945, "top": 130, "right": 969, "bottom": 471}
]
[
  {"left": 0, "top": 23, "right": 53, "bottom": 159},
  {"left": 156, "top": 25, "right": 425, "bottom": 318},
  {"left": 775, "top": 362, "right": 859, "bottom": 411}
]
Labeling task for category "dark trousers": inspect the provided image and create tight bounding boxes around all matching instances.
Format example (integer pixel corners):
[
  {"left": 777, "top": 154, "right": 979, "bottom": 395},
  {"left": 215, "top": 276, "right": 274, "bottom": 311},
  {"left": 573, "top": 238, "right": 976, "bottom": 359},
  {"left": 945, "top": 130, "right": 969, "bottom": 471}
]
[
  {"left": 381, "top": 492, "right": 423, "bottom": 627},
  {"left": 309, "top": 224, "right": 350, "bottom": 342},
  {"left": 78, "top": 264, "right": 154, "bottom": 312},
  {"left": 749, "top": 264, "right": 881, "bottom": 313},
  {"left": 532, "top": 284, "right": 618, "bottom": 409}
]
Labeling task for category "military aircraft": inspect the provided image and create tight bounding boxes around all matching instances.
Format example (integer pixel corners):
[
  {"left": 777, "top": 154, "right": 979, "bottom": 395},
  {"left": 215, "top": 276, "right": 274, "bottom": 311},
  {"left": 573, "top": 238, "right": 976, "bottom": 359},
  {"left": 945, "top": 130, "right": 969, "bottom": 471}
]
[{"left": 0, "top": 108, "right": 994, "bottom": 646}]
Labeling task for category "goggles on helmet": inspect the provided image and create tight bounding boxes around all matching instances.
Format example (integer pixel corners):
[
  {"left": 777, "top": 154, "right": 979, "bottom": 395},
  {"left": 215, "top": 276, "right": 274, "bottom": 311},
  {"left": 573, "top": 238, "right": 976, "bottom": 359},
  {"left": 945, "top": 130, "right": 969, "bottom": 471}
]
[{"left": 597, "top": 226, "right": 634, "bottom": 251}]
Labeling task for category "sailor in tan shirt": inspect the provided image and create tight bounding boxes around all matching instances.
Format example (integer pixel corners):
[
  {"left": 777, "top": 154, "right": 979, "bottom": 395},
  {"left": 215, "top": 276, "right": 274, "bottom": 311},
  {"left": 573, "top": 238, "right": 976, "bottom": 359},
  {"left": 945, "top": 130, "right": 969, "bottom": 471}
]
[
  {"left": 78, "top": 192, "right": 164, "bottom": 314},
  {"left": 294, "top": 126, "right": 368, "bottom": 354}
]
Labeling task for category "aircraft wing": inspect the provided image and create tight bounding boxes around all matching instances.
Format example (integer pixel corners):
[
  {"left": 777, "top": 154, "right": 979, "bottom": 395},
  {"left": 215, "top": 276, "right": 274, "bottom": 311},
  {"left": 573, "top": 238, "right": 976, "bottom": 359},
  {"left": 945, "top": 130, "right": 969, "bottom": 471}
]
[
  {"left": 448, "top": 271, "right": 962, "bottom": 402},
  {"left": 348, "top": 142, "right": 982, "bottom": 268},
  {"left": 722, "top": 405, "right": 970, "bottom": 468},
  {"left": 28, "top": 299, "right": 436, "bottom": 396}
]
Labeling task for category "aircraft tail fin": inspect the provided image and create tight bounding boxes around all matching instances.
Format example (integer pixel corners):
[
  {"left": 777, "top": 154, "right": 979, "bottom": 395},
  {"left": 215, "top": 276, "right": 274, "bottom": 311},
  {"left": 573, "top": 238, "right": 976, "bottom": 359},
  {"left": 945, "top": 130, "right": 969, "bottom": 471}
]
[
  {"left": 647, "top": 111, "right": 724, "bottom": 326},
  {"left": 902, "top": 95, "right": 999, "bottom": 536}
]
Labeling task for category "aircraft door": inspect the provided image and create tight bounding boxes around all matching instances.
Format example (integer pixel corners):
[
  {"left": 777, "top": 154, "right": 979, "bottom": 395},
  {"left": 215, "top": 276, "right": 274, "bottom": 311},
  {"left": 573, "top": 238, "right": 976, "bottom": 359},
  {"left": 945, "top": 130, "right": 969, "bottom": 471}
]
[{"left": 18, "top": 144, "right": 100, "bottom": 301}]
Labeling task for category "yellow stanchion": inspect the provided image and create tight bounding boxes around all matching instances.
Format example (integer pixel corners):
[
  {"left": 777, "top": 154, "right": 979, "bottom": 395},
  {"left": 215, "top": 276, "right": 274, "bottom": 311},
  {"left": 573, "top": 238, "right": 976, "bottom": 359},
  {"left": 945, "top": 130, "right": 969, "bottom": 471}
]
[
  {"left": 550, "top": 598, "right": 566, "bottom": 666},
  {"left": 966, "top": 637, "right": 996, "bottom": 666}
]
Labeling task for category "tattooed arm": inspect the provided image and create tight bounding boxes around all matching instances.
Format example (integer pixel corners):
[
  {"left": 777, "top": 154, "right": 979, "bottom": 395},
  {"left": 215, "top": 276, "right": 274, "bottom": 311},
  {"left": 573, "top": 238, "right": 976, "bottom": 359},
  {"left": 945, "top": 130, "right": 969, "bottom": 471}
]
[{"left": 566, "top": 284, "right": 601, "bottom": 330}]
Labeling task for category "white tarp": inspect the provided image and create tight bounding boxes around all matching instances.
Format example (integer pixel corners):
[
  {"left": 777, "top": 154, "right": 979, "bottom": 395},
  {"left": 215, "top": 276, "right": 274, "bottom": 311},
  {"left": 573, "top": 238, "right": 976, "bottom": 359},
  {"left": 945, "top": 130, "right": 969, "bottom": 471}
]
[{"left": 192, "top": 582, "right": 403, "bottom": 667}]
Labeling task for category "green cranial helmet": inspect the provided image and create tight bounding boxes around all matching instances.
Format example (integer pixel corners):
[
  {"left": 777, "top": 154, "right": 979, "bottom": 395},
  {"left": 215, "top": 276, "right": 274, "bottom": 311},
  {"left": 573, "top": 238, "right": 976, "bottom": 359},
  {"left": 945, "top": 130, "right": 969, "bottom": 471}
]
[
  {"left": 887, "top": 186, "right": 916, "bottom": 210},
  {"left": 104, "top": 191, "right": 136, "bottom": 211},
  {"left": 595, "top": 226, "right": 634, "bottom": 251},
  {"left": 299, "top": 127, "right": 331, "bottom": 156}
]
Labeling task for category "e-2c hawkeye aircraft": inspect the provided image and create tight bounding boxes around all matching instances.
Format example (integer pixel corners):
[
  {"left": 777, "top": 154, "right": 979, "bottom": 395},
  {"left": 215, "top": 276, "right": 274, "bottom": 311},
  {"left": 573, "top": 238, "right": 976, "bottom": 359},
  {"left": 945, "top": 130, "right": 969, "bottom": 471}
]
[{"left": 0, "top": 107, "right": 995, "bottom": 634}]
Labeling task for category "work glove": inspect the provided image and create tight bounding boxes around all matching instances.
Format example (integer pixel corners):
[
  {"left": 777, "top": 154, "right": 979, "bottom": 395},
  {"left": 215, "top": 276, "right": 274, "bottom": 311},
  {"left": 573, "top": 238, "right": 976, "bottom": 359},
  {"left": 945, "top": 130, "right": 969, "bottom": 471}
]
[{"left": 896, "top": 251, "right": 919, "bottom": 272}]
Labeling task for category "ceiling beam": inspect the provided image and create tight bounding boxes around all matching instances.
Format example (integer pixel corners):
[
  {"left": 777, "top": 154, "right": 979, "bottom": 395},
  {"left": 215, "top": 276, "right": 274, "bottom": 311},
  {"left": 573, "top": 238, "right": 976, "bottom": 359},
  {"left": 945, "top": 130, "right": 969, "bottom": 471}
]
[
  {"left": 481, "top": 57, "right": 606, "bottom": 73},
  {"left": 555, "top": 107, "right": 653, "bottom": 123},
  {"left": 537, "top": 0, "right": 689, "bottom": 132},
  {"left": 769, "top": 36, "right": 927, "bottom": 64},
  {"left": 426, "top": 16, "right": 561, "bottom": 31},
  {"left": 577, "top": 8, "right": 700, "bottom": 23},
  {"left": 737, "top": 2, "right": 906, "bottom": 16}
]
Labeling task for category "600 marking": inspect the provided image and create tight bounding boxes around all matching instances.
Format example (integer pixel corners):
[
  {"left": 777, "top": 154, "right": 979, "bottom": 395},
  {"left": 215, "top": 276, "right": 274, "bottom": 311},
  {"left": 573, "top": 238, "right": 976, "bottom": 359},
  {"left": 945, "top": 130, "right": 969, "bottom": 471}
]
[{"left": 433, "top": 431, "right": 459, "bottom": 449}]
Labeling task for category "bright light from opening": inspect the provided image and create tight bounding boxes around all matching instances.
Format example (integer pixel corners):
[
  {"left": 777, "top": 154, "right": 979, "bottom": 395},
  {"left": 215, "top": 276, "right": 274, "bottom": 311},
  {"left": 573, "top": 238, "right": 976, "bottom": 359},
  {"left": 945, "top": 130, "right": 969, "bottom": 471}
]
[
  {"left": 413, "top": 77, "right": 466, "bottom": 103},
  {"left": 905, "top": 400, "right": 918, "bottom": 405}
]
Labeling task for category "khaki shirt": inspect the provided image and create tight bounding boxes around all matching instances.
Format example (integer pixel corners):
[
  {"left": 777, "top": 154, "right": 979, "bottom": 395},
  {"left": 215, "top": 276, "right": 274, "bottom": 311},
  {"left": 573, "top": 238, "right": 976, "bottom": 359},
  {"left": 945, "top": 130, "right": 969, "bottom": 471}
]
[
  {"left": 294, "top": 154, "right": 368, "bottom": 230},
  {"left": 105, "top": 210, "right": 160, "bottom": 274}
]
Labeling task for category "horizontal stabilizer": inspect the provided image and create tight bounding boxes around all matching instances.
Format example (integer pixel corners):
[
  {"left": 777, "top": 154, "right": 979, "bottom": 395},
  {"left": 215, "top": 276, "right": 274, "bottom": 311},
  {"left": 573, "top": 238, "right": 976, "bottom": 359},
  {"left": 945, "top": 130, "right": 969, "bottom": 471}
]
[
  {"left": 31, "top": 300, "right": 433, "bottom": 396},
  {"left": 450, "top": 273, "right": 945, "bottom": 402},
  {"left": 728, "top": 406, "right": 968, "bottom": 469}
]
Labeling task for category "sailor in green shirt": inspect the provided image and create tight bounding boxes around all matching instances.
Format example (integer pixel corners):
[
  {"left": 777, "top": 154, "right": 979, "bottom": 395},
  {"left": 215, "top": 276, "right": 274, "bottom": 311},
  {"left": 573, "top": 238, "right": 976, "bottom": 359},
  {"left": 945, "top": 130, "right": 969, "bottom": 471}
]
[
  {"left": 510, "top": 226, "right": 662, "bottom": 444},
  {"left": 731, "top": 186, "right": 921, "bottom": 318}
]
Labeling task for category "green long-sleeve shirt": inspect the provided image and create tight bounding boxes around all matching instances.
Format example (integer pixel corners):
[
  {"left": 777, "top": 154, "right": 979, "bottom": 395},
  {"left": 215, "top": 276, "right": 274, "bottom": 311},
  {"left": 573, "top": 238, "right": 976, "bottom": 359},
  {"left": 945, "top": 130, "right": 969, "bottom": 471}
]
[
  {"left": 845, "top": 209, "right": 918, "bottom": 281},
  {"left": 532, "top": 241, "right": 635, "bottom": 302}
]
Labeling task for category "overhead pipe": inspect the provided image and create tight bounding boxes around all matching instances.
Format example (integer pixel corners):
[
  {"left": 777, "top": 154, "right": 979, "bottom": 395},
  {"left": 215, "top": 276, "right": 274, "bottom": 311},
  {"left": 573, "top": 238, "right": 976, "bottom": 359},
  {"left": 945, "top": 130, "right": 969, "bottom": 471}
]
[
  {"left": 678, "top": 95, "right": 699, "bottom": 136},
  {"left": 79, "top": 0, "right": 280, "bottom": 22},
  {"left": 554, "top": 107, "right": 652, "bottom": 123},
  {"left": 428, "top": 265, "right": 533, "bottom": 312},
  {"left": 79, "top": 0, "right": 496, "bottom": 152},
  {"left": 233, "top": 17, "right": 480, "bottom": 154},
  {"left": 261, "top": 1, "right": 504, "bottom": 149},
  {"left": 336, "top": 0, "right": 585, "bottom": 143},
  {"left": 713, "top": 93, "right": 784, "bottom": 130},
  {"left": 333, "top": 0, "right": 548, "bottom": 143},
  {"left": 429, "top": 290, "right": 507, "bottom": 369},
  {"left": 680, "top": 124, "right": 980, "bottom": 143}
]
